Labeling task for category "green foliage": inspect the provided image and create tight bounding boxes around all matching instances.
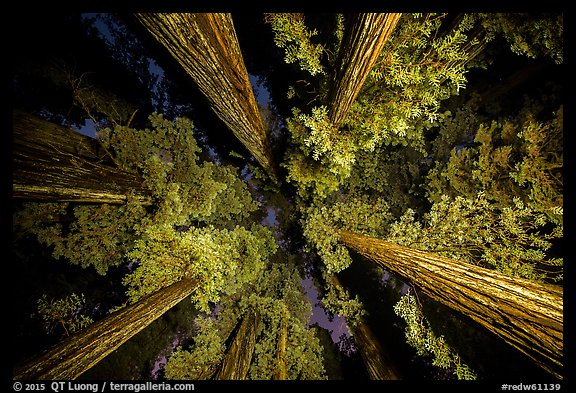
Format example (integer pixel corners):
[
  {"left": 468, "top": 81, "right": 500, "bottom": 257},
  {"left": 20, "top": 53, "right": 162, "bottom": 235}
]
[
  {"left": 246, "top": 264, "right": 326, "bottom": 380},
  {"left": 320, "top": 274, "right": 366, "bottom": 329},
  {"left": 415, "top": 99, "right": 564, "bottom": 283},
  {"left": 385, "top": 193, "right": 562, "bottom": 282},
  {"left": 338, "top": 13, "right": 484, "bottom": 148},
  {"left": 36, "top": 293, "right": 94, "bottom": 337},
  {"left": 282, "top": 14, "right": 490, "bottom": 199},
  {"left": 247, "top": 163, "right": 281, "bottom": 194},
  {"left": 164, "top": 316, "right": 228, "bottom": 380},
  {"left": 478, "top": 13, "right": 563, "bottom": 64},
  {"left": 164, "top": 262, "right": 326, "bottom": 380},
  {"left": 394, "top": 291, "right": 477, "bottom": 380},
  {"left": 344, "top": 145, "right": 428, "bottom": 217},
  {"left": 15, "top": 114, "right": 263, "bottom": 276},
  {"left": 266, "top": 13, "right": 326, "bottom": 76},
  {"left": 301, "top": 195, "right": 393, "bottom": 273},
  {"left": 283, "top": 146, "right": 344, "bottom": 200},
  {"left": 99, "top": 113, "right": 260, "bottom": 227},
  {"left": 333, "top": 14, "right": 345, "bottom": 50},
  {"left": 283, "top": 106, "right": 354, "bottom": 198},
  {"left": 123, "top": 223, "right": 277, "bottom": 311},
  {"left": 426, "top": 106, "right": 563, "bottom": 226},
  {"left": 228, "top": 150, "right": 244, "bottom": 160},
  {"left": 13, "top": 202, "right": 68, "bottom": 241},
  {"left": 367, "top": 13, "right": 480, "bottom": 116},
  {"left": 14, "top": 200, "right": 148, "bottom": 275},
  {"left": 14, "top": 13, "right": 564, "bottom": 381},
  {"left": 428, "top": 97, "right": 482, "bottom": 165}
]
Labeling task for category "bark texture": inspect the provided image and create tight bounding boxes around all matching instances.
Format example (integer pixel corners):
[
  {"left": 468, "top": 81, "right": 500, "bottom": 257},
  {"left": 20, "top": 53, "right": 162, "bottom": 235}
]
[
  {"left": 215, "top": 309, "right": 261, "bottom": 380},
  {"left": 134, "top": 13, "right": 277, "bottom": 178},
  {"left": 327, "top": 13, "right": 401, "bottom": 128},
  {"left": 338, "top": 230, "right": 563, "bottom": 379},
  {"left": 12, "top": 110, "right": 151, "bottom": 204},
  {"left": 14, "top": 278, "right": 200, "bottom": 380},
  {"left": 331, "top": 275, "right": 401, "bottom": 380},
  {"left": 273, "top": 303, "right": 289, "bottom": 380}
]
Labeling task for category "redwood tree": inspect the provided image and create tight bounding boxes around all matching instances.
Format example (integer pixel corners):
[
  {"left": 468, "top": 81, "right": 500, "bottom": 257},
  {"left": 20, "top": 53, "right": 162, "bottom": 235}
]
[
  {"left": 215, "top": 309, "right": 261, "bottom": 380},
  {"left": 326, "top": 13, "right": 401, "bottom": 128},
  {"left": 272, "top": 304, "right": 289, "bottom": 380},
  {"left": 12, "top": 110, "right": 151, "bottom": 204},
  {"left": 338, "top": 230, "right": 563, "bottom": 379},
  {"left": 14, "top": 278, "right": 201, "bottom": 380},
  {"left": 134, "top": 13, "right": 277, "bottom": 178}
]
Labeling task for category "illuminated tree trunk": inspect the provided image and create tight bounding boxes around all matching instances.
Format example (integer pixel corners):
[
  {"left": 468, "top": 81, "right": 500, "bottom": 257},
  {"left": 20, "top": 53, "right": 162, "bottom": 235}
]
[
  {"left": 273, "top": 303, "right": 289, "bottom": 380},
  {"left": 330, "top": 275, "right": 401, "bottom": 380},
  {"left": 12, "top": 110, "right": 151, "bottom": 204},
  {"left": 327, "top": 13, "right": 401, "bottom": 128},
  {"left": 134, "top": 13, "right": 277, "bottom": 178},
  {"left": 215, "top": 309, "right": 261, "bottom": 380},
  {"left": 14, "top": 278, "right": 201, "bottom": 380},
  {"left": 338, "top": 230, "right": 563, "bottom": 379}
]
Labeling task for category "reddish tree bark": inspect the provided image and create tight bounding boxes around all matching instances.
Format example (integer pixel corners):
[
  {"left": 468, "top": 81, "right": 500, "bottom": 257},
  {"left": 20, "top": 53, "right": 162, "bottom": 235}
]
[
  {"left": 13, "top": 110, "right": 151, "bottom": 204},
  {"left": 134, "top": 13, "right": 277, "bottom": 178},
  {"left": 338, "top": 230, "right": 563, "bottom": 379},
  {"left": 215, "top": 309, "right": 261, "bottom": 380},
  {"left": 327, "top": 13, "right": 402, "bottom": 128},
  {"left": 14, "top": 278, "right": 201, "bottom": 380}
]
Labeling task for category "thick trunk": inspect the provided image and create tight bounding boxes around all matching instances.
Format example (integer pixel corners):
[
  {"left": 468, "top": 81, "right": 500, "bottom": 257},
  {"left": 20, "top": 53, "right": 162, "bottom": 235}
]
[
  {"left": 327, "top": 13, "right": 401, "bottom": 128},
  {"left": 12, "top": 110, "right": 151, "bottom": 204},
  {"left": 14, "top": 278, "right": 200, "bottom": 380},
  {"left": 338, "top": 230, "right": 563, "bottom": 379},
  {"left": 134, "top": 13, "right": 277, "bottom": 178},
  {"left": 273, "top": 303, "right": 289, "bottom": 380},
  {"left": 330, "top": 275, "right": 401, "bottom": 380},
  {"left": 215, "top": 309, "right": 261, "bottom": 380}
]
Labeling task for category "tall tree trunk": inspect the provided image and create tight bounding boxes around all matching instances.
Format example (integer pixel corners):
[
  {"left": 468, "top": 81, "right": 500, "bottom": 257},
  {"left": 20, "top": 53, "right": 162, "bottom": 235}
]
[
  {"left": 12, "top": 110, "right": 151, "bottom": 204},
  {"left": 215, "top": 309, "right": 261, "bottom": 380},
  {"left": 338, "top": 230, "right": 563, "bottom": 379},
  {"left": 327, "top": 13, "right": 401, "bottom": 128},
  {"left": 134, "top": 13, "right": 277, "bottom": 178},
  {"left": 330, "top": 275, "right": 401, "bottom": 380},
  {"left": 13, "top": 278, "right": 201, "bottom": 380},
  {"left": 273, "top": 303, "right": 289, "bottom": 380}
]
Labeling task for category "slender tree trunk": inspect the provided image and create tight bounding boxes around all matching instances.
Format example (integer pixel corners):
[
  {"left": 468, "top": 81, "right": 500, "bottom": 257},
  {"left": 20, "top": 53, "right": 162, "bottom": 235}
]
[
  {"left": 13, "top": 278, "right": 201, "bottom": 380},
  {"left": 330, "top": 275, "right": 401, "bottom": 380},
  {"left": 134, "top": 13, "right": 277, "bottom": 178},
  {"left": 338, "top": 230, "right": 563, "bottom": 379},
  {"left": 327, "top": 13, "right": 401, "bottom": 128},
  {"left": 273, "top": 303, "right": 289, "bottom": 380},
  {"left": 215, "top": 309, "right": 261, "bottom": 380},
  {"left": 12, "top": 110, "right": 151, "bottom": 204}
]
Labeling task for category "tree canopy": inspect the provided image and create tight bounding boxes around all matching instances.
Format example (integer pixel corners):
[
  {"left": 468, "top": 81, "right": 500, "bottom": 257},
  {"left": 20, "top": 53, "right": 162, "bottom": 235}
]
[{"left": 12, "top": 11, "right": 564, "bottom": 382}]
